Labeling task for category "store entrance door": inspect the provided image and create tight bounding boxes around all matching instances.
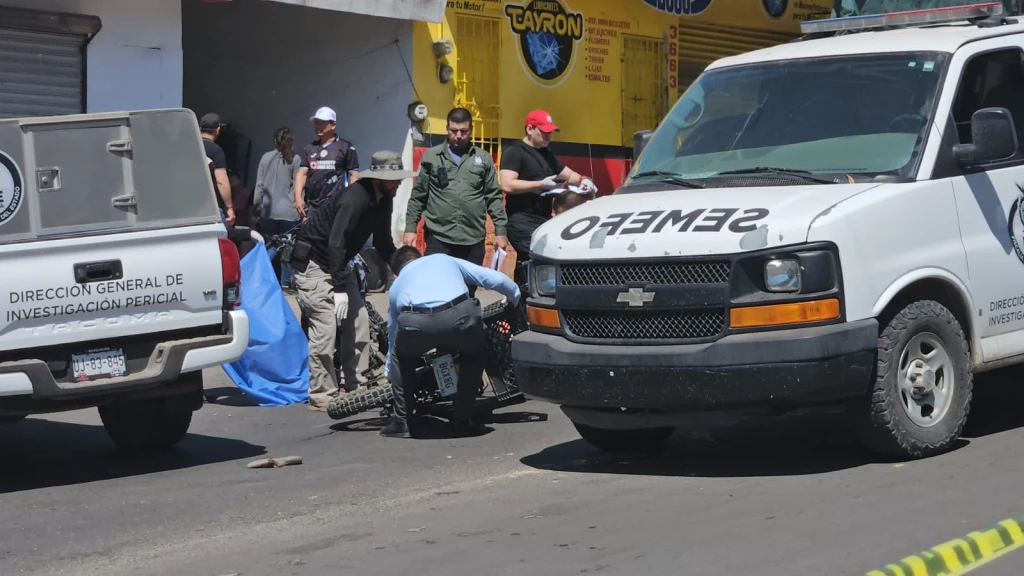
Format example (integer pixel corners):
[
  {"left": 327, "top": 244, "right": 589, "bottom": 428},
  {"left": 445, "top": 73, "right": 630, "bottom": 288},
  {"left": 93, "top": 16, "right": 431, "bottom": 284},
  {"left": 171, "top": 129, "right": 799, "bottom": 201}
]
[{"left": 621, "top": 34, "right": 666, "bottom": 148}]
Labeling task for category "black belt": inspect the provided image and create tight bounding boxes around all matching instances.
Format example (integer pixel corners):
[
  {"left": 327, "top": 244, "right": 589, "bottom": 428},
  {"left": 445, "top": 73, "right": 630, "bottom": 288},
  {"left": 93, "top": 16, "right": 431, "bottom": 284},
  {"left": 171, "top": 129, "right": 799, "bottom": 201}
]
[{"left": 401, "top": 293, "right": 470, "bottom": 314}]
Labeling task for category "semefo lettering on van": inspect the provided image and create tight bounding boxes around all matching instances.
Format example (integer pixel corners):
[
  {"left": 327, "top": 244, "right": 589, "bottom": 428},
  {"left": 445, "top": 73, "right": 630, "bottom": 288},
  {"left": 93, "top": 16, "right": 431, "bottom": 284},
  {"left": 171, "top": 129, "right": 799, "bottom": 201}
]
[{"left": 560, "top": 208, "right": 770, "bottom": 241}]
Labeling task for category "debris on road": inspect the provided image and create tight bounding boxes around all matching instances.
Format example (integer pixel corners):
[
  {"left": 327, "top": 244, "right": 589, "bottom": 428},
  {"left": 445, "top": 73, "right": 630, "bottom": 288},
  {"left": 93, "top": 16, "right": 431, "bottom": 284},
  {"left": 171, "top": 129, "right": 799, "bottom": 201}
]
[{"left": 247, "top": 456, "right": 303, "bottom": 469}]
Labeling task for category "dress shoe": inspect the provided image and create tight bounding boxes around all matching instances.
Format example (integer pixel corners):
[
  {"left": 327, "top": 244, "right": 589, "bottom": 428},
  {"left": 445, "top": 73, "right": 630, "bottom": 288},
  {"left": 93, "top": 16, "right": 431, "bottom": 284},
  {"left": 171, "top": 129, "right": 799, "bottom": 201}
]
[
  {"left": 380, "top": 417, "right": 411, "bottom": 438},
  {"left": 452, "top": 419, "right": 486, "bottom": 438}
]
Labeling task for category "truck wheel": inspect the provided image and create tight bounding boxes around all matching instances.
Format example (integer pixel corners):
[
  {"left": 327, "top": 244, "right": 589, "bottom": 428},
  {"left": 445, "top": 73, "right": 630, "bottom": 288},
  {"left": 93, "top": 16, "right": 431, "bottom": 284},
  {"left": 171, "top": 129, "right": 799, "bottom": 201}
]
[
  {"left": 573, "top": 423, "right": 675, "bottom": 453},
  {"left": 99, "top": 399, "right": 193, "bottom": 452},
  {"left": 857, "top": 300, "right": 972, "bottom": 459}
]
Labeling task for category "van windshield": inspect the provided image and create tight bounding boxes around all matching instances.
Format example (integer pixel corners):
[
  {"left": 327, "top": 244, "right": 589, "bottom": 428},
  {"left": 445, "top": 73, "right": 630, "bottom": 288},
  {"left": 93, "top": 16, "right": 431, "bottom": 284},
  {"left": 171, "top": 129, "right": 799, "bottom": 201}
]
[{"left": 628, "top": 52, "right": 949, "bottom": 186}]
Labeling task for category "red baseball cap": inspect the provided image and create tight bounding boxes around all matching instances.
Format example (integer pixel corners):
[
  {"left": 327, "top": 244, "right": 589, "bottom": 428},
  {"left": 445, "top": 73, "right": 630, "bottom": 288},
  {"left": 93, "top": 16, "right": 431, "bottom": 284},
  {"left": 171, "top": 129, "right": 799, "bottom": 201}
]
[{"left": 525, "top": 110, "right": 559, "bottom": 132}]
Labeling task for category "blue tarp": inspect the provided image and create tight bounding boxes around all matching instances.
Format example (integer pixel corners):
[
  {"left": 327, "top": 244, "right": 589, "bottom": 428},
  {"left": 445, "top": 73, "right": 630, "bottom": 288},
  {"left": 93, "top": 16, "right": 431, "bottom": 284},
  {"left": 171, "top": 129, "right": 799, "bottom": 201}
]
[{"left": 222, "top": 241, "right": 310, "bottom": 406}]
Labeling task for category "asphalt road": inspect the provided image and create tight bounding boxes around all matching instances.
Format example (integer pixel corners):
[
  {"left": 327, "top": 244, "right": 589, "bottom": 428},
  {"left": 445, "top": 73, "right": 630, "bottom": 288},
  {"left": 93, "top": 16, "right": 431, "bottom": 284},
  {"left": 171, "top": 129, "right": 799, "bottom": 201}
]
[{"left": 3, "top": 363, "right": 1024, "bottom": 576}]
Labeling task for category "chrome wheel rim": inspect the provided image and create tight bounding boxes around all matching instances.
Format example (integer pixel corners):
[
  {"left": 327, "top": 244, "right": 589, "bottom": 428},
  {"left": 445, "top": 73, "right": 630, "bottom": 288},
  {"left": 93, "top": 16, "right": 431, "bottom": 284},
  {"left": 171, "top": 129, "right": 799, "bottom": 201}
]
[{"left": 897, "top": 332, "right": 955, "bottom": 428}]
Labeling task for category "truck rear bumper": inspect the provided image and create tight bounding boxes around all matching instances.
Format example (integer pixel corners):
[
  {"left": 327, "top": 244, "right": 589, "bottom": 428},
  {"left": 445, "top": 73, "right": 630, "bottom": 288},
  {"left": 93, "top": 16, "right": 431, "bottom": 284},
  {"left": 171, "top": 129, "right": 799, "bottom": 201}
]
[
  {"left": 0, "top": 310, "right": 248, "bottom": 400},
  {"left": 512, "top": 319, "right": 878, "bottom": 410}
]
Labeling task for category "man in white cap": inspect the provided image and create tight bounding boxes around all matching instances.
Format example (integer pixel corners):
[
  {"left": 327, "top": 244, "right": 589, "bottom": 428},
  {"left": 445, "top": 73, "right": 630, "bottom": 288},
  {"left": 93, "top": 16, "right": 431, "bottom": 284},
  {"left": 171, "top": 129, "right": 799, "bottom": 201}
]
[
  {"left": 294, "top": 106, "right": 360, "bottom": 220},
  {"left": 291, "top": 151, "right": 416, "bottom": 410}
]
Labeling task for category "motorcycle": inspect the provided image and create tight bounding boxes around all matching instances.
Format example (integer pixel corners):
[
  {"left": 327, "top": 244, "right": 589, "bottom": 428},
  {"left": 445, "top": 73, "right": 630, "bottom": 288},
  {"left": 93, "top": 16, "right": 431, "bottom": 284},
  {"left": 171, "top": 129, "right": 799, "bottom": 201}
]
[
  {"left": 325, "top": 295, "right": 527, "bottom": 421},
  {"left": 259, "top": 227, "right": 530, "bottom": 420}
]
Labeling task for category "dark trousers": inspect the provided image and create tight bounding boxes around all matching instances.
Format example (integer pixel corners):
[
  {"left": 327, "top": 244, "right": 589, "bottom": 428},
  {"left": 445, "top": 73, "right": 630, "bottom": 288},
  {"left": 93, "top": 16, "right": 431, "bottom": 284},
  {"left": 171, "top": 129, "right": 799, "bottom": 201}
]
[
  {"left": 424, "top": 230, "right": 486, "bottom": 298},
  {"left": 506, "top": 213, "right": 548, "bottom": 260},
  {"left": 390, "top": 296, "right": 485, "bottom": 423}
]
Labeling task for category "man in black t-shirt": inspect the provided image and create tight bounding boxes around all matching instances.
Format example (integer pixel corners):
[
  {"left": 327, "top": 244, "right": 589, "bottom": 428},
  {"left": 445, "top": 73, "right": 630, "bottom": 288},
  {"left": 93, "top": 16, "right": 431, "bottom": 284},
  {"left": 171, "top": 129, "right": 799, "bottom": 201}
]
[
  {"left": 499, "top": 109, "right": 596, "bottom": 258},
  {"left": 294, "top": 106, "right": 360, "bottom": 220},
  {"left": 199, "top": 113, "right": 235, "bottom": 225}
]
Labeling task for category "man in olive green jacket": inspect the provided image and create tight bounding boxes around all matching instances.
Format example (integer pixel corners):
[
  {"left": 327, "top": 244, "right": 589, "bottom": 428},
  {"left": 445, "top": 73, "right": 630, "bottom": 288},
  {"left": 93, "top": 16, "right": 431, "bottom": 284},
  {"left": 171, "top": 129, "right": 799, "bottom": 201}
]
[{"left": 403, "top": 108, "right": 509, "bottom": 282}]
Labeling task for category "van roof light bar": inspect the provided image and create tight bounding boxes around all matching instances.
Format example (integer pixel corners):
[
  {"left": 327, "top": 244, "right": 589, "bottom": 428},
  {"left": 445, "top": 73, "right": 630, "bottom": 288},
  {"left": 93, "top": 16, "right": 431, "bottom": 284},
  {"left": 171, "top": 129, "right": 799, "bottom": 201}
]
[{"left": 799, "top": 2, "right": 1004, "bottom": 35}]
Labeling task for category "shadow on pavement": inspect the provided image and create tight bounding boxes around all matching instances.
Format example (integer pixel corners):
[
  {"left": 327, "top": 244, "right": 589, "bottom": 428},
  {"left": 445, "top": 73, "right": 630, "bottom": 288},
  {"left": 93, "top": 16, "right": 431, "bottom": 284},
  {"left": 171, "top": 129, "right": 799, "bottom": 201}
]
[
  {"left": 963, "top": 369, "right": 1024, "bottom": 439},
  {"left": 330, "top": 410, "right": 548, "bottom": 440},
  {"left": 203, "top": 386, "right": 260, "bottom": 407},
  {"left": 519, "top": 409, "right": 953, "bottom": 478},
  {"left": 0, "top": 418, "right": 266, "bottom": 494},
  {"left": 518, "top": 367, "right": 1024, "bottom": 479}
]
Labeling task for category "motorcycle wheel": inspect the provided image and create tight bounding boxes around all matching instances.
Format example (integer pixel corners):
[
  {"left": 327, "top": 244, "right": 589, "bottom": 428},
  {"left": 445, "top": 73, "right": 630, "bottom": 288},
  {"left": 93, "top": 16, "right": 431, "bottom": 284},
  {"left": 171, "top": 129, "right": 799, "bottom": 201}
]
[{"left": 327, "top": 385, "right": 395, "bottom": 421}]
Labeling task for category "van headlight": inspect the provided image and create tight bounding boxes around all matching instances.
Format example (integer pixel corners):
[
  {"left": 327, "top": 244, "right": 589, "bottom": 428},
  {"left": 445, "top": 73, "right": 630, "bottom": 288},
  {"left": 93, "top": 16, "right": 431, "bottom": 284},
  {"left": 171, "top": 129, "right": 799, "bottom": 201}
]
[
  {"left": 531, "top": 264, "right": 557, "bottom": 297},
  {"left": 765, "top": 259, "right": 801, "bottom": 293}
]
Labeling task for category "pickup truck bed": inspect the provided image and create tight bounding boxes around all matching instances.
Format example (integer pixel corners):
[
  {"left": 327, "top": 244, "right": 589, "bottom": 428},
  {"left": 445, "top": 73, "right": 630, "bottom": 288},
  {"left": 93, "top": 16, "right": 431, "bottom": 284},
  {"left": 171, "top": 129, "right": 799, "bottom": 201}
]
[{"left": 0, "top": 109, "right": 249, "bottom": 452}]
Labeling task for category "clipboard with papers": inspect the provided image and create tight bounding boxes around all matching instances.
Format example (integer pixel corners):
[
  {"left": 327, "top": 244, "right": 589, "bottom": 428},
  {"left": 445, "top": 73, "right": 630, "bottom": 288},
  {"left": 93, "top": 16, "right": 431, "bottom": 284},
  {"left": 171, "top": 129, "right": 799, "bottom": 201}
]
[{"left": 540, "top": 184, "right": 590, "bottom": 197}]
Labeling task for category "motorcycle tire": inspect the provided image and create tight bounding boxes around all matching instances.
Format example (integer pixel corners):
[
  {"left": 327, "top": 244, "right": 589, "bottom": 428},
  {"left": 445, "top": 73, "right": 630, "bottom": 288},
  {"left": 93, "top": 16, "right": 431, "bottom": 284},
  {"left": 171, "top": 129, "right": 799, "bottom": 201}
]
[
  {"left": 327, "top": 385, "right": 395, "bottom": 420},
  {"left": 481, "top": 298, "right": 508, "bottom": 319}
]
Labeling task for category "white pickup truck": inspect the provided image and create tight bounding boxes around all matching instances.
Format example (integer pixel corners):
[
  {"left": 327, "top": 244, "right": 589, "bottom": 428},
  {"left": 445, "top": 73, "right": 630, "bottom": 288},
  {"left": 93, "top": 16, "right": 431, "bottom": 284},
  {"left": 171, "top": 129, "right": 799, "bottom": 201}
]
[
  {"left": 0, "top": 109, "right": 249, "bottom": 452},
  {"left": 513, "top": 3, "right": 1024, "bottom": 460}
]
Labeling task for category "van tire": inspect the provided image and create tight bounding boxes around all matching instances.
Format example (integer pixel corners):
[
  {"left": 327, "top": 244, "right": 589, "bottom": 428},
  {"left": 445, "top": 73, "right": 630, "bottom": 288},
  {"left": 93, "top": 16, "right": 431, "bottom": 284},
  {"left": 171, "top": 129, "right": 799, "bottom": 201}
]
[
  {"left": 99, "top": 399, "right": 193, "bottom": 452},
  {"left": 856, "top": 300, "right": 972, "bottom": 460},
  {"left": 573, "top": 423, "right": 675, "bottom": 453}
]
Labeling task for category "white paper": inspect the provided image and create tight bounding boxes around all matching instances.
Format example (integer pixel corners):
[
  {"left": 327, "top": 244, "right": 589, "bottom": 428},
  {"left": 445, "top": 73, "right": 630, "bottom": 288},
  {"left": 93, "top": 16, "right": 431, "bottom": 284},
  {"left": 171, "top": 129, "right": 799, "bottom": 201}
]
[
  {"left": 541, "top": 184, "right": 589, "bottom": 197},
  {"left": 490, "top": 247, "right": 507, "bottom": 270}
]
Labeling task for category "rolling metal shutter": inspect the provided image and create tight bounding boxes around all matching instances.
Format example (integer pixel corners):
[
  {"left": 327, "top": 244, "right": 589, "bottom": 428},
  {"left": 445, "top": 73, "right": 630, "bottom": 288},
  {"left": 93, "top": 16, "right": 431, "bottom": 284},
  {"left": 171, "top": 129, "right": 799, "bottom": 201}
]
[
  {"left": 0, "top": 27, "right": 86, "bottom": 118},
  {"left": 677, "top": 22, "right": 797, "bottom": 95}
]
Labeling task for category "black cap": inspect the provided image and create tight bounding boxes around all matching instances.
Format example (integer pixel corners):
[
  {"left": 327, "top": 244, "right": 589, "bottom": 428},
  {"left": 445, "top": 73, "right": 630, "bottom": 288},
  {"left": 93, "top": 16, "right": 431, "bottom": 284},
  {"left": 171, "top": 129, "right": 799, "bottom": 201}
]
[{"left": 199, "top": 113, "right": 222, "bottom": 131}]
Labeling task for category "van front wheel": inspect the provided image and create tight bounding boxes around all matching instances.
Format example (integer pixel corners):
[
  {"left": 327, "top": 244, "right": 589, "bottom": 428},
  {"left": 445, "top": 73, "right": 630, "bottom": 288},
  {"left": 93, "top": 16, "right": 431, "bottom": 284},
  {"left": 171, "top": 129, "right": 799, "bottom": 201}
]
[{"left": 857, "top": 300, "right": 972, "bottom": 459}]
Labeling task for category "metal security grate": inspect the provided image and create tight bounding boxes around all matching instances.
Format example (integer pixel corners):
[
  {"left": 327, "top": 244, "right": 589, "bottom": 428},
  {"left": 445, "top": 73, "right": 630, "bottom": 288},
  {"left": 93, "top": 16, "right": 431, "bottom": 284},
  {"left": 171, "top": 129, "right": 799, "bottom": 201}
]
[
  {"left": 559, "top": 261, "right": 730, "bottom": 286},
  {"left": 622, "top": 34, "right": 666, "bottom": 148},
  {"left": 453, "top": 14, "right": 501, "bottom": 160},
  {"left": 563, "top": 309, "right": 726, "bottom": 342}
]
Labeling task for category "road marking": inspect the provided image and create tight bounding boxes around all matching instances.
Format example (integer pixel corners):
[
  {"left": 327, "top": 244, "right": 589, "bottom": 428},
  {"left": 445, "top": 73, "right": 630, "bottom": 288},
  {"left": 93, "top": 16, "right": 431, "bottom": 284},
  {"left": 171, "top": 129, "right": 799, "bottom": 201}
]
[{"left": 867, "top": 516, "right": 1024, "bottom": 575}]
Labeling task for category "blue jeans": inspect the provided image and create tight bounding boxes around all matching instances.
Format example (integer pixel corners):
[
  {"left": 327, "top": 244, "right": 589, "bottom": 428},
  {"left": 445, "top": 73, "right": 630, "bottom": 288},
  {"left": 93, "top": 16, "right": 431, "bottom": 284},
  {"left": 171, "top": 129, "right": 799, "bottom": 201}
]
[{"left": 261, "top": 218, "right": 301, "bottom": 286}]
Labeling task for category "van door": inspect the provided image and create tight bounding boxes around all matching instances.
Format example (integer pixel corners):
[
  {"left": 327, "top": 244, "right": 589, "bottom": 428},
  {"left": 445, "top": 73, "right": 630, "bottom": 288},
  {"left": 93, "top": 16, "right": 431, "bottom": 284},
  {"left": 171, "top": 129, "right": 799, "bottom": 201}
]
[{"left": 944, "top": 41, "right": 1024, "bottom": 362}]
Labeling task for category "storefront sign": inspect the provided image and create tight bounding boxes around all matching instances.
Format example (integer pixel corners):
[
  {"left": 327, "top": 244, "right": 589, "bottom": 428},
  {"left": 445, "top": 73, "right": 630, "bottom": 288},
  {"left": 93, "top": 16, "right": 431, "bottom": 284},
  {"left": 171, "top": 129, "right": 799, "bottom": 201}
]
[
  {"left": 505, "top": 0, "right": 585, "bottom": 88},
  {"left": 642, "top": 0, "right": 714, "bottom": 16}
]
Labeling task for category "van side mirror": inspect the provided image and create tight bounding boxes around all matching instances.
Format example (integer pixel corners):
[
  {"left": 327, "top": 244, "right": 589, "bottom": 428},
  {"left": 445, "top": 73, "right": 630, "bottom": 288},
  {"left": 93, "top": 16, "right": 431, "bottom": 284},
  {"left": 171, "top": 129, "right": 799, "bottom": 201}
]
[
  {"left": 953, "top": 107, "right": 1018, "bottom": 166},
  {"left": 633, "top": 130, "right": 653, "bottom": 162}
]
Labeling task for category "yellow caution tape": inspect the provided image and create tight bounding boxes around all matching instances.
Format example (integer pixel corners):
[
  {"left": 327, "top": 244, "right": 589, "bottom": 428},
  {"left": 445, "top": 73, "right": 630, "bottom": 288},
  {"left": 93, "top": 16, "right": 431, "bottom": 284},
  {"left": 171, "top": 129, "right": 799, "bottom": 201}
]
[{"left": 867, "top": 516, "right": 1024, "bottom": 576}]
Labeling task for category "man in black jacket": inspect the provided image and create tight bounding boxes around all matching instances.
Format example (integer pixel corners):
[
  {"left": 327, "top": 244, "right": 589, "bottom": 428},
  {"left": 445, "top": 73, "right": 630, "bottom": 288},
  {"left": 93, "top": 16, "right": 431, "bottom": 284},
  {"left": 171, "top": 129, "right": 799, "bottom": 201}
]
[{"left": 292, "top": 150, "right": 415, "bottom": 410}]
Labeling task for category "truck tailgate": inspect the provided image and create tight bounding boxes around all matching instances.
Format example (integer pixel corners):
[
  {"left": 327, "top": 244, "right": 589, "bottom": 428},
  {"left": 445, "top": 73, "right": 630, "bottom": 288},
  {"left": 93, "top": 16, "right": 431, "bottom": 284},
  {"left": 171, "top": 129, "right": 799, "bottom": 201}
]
[{"left": 0, "top": 223, "right": 226, "bottom": 352}]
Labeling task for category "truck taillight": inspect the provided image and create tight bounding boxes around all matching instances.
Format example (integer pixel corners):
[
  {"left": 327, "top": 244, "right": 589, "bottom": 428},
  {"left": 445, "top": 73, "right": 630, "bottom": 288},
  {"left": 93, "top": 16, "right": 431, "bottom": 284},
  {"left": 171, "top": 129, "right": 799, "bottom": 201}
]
[{"left": 218, "top": 237, "right": 242, "bottom": 308}]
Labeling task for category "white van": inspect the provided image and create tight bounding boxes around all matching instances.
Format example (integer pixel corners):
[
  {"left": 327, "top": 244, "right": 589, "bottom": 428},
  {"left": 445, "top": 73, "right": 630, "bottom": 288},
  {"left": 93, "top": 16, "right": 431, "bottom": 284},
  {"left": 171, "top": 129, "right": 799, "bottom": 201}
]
[
  {"left": 512, "top": 3, "right": 1024, "bottom": 459},
  {"left": 0, "top": 109, "right": 248, "bottom": 452}
]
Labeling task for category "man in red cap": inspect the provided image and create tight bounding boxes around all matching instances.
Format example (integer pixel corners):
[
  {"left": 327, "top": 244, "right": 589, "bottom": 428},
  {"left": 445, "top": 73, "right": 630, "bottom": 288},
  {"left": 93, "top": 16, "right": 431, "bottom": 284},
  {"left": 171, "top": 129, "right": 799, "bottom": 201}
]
[{"left": 499, "top": 109, "right": 596, "bottom": 261}]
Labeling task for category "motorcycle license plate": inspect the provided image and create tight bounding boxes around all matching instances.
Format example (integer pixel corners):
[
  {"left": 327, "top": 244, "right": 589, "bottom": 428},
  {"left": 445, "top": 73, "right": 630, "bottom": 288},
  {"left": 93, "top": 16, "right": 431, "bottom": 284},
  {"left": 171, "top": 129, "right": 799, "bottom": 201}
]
[{"left": 433, "top": 354, "right": 458, "bottom": 398}]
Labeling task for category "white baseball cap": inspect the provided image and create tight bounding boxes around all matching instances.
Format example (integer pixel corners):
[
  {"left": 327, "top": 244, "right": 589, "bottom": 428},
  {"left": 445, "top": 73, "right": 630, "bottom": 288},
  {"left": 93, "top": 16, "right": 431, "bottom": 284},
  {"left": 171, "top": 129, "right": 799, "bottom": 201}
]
[{"left": 310, "top": 106, "right": 337, "bottom": 123}]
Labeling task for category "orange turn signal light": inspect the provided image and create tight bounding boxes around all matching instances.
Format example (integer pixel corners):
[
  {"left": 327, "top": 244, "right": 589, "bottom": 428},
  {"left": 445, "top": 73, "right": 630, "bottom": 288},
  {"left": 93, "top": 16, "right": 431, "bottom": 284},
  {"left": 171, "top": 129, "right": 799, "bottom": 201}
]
[
  {"left": 730, "top": 298, "right": 840, "bottom": 329},
  {"left": 526, "top": 305, "right": 561, "bottom": 329}
]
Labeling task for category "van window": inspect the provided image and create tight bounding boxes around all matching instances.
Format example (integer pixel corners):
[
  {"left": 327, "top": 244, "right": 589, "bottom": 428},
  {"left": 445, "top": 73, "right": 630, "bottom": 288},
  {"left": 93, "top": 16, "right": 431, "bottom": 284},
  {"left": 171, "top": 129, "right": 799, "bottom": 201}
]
[
  {"left": 951, "top": 48, "right": 1024, "bottom": 148},
  {"left": 629, "top": 52, "right": 948, "bottom": 185}
]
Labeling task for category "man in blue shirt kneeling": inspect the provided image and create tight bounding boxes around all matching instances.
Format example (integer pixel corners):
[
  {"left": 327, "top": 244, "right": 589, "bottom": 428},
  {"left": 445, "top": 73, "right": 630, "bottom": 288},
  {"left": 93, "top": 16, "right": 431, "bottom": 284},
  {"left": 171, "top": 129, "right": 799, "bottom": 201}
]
[{"left": 383, "top": 246, "right": 521, "bottom": 438}]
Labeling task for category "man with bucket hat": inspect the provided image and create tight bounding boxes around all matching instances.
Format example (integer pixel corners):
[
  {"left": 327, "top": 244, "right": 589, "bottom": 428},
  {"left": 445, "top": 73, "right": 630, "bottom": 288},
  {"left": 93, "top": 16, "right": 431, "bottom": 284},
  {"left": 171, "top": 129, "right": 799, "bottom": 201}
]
[{"left": 291, "top": 151, "right": 415, "bottom": 410}]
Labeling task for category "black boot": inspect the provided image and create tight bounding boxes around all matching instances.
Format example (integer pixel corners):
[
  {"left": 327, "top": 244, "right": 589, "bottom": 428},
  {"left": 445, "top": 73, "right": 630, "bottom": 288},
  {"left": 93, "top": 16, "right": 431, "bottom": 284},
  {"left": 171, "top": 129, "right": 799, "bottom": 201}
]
[{"left": 380, "top": 417, "right": 411, "bottom": 438}]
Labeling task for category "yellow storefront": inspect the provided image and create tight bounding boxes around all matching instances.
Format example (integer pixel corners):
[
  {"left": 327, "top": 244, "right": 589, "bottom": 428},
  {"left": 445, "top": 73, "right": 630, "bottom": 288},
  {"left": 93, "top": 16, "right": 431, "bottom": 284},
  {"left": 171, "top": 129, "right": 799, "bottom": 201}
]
[
  {"left": 402, "top": 0, "right": 832, "bottom": 255},
  {"left": 409, "top": 0, "right": 832, "bottom": 190}
]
